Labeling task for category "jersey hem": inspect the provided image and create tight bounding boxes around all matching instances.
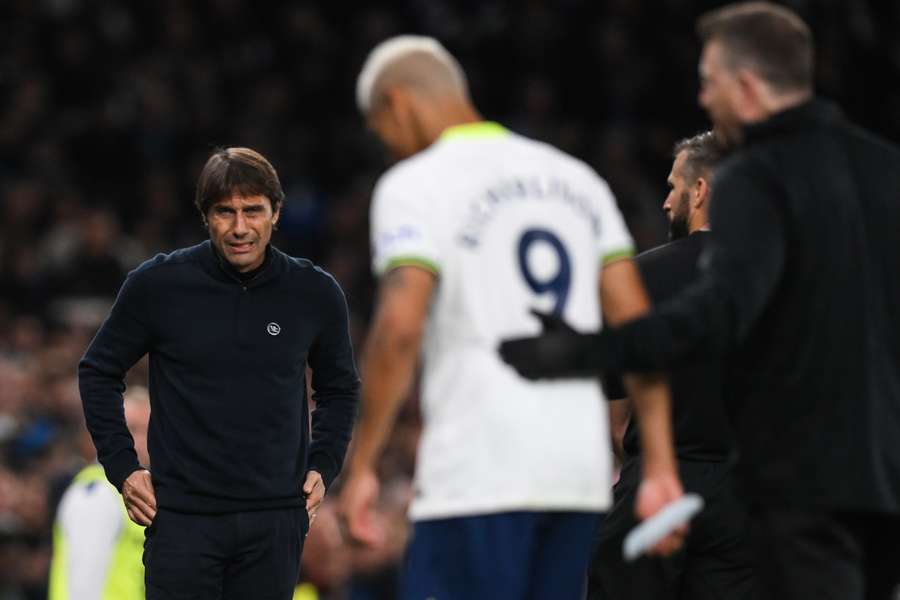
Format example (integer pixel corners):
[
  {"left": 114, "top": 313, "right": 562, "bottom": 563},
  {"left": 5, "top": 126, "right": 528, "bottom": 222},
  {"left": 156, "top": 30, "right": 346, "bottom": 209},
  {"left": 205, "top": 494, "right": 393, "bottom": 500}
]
[{"left": 408, "top": 494, "right": 611, "bottom": 521}]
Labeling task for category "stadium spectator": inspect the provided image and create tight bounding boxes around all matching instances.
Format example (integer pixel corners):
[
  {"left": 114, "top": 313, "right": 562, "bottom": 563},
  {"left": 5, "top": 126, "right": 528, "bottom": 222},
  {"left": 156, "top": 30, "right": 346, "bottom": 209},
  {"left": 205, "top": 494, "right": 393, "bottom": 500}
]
[{"left": 48, "top": 386, "right": 150, "bottom": 600}]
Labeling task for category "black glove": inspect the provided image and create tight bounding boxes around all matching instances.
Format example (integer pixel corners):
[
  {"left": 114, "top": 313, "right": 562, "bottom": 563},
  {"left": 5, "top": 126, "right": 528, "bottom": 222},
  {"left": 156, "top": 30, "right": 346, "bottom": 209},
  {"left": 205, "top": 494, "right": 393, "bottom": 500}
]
[{"left": 498, "top": 309, "right": 612, "bottom": 380}]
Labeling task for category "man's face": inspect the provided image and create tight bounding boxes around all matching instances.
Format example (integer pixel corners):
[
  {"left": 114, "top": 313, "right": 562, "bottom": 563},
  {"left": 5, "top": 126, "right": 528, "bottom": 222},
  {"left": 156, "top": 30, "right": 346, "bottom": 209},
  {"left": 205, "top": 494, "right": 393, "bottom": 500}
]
[
  {"left": 207, "top": 193, "right": 278, "bottom": 273},
  {"left": 698, "top": 40, "right": 744, "bottom": 145},
  {"left": 662, "top": 151, "right": 692, "bottom": 241}
]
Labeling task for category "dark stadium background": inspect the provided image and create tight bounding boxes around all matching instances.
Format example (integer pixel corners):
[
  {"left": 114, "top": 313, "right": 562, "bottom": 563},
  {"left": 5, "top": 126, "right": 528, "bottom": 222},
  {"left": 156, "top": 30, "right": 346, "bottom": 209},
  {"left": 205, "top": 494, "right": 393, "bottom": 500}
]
[{"left": 0, "top": 1, "right": 898, "bottom": 598}]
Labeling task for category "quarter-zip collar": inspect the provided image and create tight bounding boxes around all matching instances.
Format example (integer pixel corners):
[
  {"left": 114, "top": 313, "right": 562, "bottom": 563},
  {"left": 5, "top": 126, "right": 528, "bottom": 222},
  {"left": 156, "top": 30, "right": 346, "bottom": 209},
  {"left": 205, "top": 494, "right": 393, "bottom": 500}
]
[
  {"left": 236, "top": 248, "right": 270, "bottom": 283},
  {"left": 197, "top": 240, "right": 284, "bottom": 288},
  {"left": 742, "top": 98, "right": 842, "bottom": 145}
]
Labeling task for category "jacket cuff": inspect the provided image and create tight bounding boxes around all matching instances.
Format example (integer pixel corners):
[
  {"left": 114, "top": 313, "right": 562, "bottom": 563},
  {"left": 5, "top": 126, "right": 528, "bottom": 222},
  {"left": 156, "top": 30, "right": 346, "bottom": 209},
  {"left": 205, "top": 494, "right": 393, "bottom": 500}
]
[
  {"left": 307, "top": 452, "right": 340, "bottom": 491},
  {"left": 103, "top": 450, "right": 143, "bottom": 492}
]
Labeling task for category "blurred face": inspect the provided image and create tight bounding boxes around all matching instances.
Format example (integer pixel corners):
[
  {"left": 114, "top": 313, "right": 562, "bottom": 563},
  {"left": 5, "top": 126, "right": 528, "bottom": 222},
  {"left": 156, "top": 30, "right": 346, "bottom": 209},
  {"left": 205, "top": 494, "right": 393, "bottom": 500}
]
[
  {"left": 662, "top": 151, "right": 692, "bottom": 241},
  {"left": 207, "top": 193, "right": 279, "bottom": 273},
  {"left": 698, "top": 40, "right": 744, "bottom": 145},
  {"left": 82, "top": 211, "right": 118, "bottom": 255}
]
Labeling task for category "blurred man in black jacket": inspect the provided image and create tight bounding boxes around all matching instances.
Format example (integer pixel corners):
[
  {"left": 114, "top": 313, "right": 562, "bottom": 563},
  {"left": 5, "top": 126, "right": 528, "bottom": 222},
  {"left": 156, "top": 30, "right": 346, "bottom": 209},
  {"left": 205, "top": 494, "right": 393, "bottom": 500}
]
[
  {"left": 591, "top": 132, "right": 757, "bottom": 600},
  {"left": 501, "top": 3, "right": 900, "bottom": 598}
]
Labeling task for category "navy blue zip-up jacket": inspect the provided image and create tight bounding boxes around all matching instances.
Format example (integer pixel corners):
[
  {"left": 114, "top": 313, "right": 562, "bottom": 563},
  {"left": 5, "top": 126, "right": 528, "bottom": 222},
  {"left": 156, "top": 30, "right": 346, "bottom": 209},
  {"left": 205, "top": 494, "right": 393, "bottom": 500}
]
[{"left": 78, "top": 240, "right": 360, "bottom": 514}]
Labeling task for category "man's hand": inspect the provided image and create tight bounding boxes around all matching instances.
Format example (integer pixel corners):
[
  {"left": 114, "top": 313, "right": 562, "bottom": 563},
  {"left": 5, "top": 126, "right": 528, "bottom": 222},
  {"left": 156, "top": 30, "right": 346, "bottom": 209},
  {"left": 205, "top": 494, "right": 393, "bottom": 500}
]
[
  {"left": 337, "top": 467, "right": 383, "bottom": 547},
  {"left": 635, "top": 469, "right": 686, "bottom": 556},
  {"left": 303, "top": 470, "right": 325, "bottom": 527},
  {"left": 122, "top": 469, "right": 156, "bottom": 526},
  {"left": 499, "top": 309, "right": 605, "bottom": 379}
]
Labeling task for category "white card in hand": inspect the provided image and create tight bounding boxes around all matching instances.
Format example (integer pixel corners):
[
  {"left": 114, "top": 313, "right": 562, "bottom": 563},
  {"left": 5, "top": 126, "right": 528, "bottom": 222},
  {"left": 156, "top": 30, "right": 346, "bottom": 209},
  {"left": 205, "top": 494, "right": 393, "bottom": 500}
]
[{"left": 623, "top": 493, "right": 705, "bottom": 561}]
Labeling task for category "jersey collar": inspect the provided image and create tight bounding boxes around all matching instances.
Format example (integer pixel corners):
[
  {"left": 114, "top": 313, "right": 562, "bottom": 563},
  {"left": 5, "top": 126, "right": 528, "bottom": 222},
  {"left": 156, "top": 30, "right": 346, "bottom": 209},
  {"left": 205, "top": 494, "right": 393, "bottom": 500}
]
[{"left": 439, "top": 121, "right": 510, "bottom": 142}]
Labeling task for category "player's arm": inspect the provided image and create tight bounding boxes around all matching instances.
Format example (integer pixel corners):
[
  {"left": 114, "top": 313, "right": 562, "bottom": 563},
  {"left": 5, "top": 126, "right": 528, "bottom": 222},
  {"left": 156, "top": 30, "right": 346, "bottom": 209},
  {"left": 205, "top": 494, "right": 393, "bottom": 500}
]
[
  {"left": 339, "top": 265, "right": 436, "bottom": 544},
  {"left": 349, "top": 265, "right": 434, "bottom": 472},
  {"left": 601, "top": 258, "right": 683, "bottom": 555}
]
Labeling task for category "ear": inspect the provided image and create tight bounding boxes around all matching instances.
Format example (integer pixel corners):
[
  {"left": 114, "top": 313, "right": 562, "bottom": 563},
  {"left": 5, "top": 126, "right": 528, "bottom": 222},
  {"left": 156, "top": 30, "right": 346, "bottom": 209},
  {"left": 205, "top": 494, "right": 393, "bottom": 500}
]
[
  {"left": 692, "top": 177, "right": 709, "bottom": 210},
  {"left": 272, "top": 205, "right": 281, "bottom": 228},
  {"left": 382, "top": 87, "right": 409, "bottom": 123},
  {"left": 735, "top": 67, "right": 768, "bottom": 119},
  {"left": 389, "top": 87, "right": 429, "bottom": 133},
  {"left": 735, "top": 67, "right": 757, "bottom": 95}
]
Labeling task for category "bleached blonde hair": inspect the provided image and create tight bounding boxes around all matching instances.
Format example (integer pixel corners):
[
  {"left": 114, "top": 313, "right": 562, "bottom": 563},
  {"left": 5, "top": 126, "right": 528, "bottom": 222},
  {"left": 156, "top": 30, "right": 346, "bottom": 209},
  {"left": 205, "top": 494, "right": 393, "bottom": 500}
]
[{"left": 356, "top": 35, "right": 469, "bottom": 114}]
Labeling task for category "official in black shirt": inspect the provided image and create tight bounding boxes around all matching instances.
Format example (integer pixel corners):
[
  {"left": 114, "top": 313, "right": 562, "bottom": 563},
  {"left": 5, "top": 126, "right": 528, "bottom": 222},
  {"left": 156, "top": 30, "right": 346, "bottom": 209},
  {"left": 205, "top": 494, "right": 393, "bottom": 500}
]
[
  {"left": 501, "top": 4, "right": 900, "bottom": 599},
  {"left": 590, "top": 132, "right": 756, "bottom": 600},
  {"left": 79, "top": 147, "right": 360, "bottom": 600}
]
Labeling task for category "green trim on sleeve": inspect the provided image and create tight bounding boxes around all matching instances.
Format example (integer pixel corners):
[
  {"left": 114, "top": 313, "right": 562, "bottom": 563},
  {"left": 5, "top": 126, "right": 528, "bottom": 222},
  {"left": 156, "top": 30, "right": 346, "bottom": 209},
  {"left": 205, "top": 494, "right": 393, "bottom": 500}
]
[
  {"left": 383, "top": 256, "right": 441, "bottom": 275},
  {"left": 601, "top": 247, "right": 635, "bottom": 265}
]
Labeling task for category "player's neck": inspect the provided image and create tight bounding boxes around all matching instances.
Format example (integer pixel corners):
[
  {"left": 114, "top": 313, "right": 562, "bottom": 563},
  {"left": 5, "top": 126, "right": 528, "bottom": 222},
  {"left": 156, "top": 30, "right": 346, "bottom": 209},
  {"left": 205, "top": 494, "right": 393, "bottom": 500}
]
[{"left": 427, "top": 103, "right": 483, "bottom": 144}]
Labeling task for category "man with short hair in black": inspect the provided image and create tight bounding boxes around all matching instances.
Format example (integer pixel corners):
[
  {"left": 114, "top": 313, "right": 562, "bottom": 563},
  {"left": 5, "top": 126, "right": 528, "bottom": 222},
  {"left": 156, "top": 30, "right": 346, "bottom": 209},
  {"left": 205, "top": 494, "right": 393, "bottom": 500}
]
[
  {"left": 501, "top": 3, "right": 900, "bottom": 599},
  {"left": 79, "top": 147, "right": 360, "bottom": 600},
  {"left": 591, "top": 131, "right": 757, "bottom": 600}
]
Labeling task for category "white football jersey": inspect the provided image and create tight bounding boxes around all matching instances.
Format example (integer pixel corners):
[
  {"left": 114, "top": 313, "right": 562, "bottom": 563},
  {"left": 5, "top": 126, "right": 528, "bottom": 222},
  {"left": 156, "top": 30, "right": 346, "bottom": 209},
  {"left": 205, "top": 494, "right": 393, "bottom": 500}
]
[{"left": 371, "top": 122, "right": 634, "bottom": 520}]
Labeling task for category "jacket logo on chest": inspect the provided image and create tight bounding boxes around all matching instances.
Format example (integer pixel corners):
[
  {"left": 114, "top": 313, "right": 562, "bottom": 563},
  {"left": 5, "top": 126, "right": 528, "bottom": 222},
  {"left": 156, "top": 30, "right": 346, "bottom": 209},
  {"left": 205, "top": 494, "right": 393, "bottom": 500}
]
[{"left": 266, "top": 322, "right": 281, "bottom": 336}]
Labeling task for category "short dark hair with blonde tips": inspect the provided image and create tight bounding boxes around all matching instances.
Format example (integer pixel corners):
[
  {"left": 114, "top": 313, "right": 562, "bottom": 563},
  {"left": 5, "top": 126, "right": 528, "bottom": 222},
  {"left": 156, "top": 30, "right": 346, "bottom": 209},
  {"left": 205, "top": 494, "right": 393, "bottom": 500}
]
[
  {"left": 697, "top": 1, "right": 814, "bottom": 94},
  {"left": 195, "top": 147, "right": 285, "bottom": 222},
  {"left": 673, "top": 131, "right": 728, "bottom": 184}
]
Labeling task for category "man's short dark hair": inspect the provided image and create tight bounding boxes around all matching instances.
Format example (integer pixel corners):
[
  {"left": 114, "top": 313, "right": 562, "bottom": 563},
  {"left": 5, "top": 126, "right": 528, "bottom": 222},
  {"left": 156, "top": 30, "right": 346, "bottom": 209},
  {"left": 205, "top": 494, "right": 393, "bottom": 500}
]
[
  {"left": 195, "top": 147, "right": 285, "bottom": 221},
  {"left": 674, "top": 131, "right": 727, "bottom": 183},
  {"left": 697, "top": 1, "right": 813, "bottom": 93}
]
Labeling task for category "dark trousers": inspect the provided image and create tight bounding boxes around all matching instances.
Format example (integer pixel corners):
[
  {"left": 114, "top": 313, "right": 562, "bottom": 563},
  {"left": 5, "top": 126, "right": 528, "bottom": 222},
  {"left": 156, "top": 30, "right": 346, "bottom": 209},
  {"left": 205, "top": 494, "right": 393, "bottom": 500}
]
[
  {"left": 144, "top": 506, "right": 308, "bottom": 600},
  {"left": 750, "top": 506, "right": 900, "bottom": 600},
  {"left": 401, "top": 511, "right": 598, "bottom": 600},
  {"left": 589, "top": 458, "right": 758, "bottom": 600}
]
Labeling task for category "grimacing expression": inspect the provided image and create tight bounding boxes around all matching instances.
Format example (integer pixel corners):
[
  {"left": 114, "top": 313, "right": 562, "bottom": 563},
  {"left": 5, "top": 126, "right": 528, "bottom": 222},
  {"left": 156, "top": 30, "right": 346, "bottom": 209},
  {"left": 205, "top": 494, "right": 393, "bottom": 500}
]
[
  {"left": 663, "top": 151, "right": 692, "bottom": 241},
  {"left": 207, "top": 193, "right": 279, "bottom": 273},
  {"left": 698, "top": 39, "right": 744, "bottom": 145}
]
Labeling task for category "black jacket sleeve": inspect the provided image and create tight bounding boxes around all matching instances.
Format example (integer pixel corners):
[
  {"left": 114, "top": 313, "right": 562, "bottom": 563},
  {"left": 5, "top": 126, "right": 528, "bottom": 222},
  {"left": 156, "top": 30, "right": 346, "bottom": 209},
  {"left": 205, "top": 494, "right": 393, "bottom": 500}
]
[
  {"left": 78, "top": 270, "right": 153, "bottom": 491},
  {"left": 611, "top": 161, "right": 787, "bottom": 370},
  {"left": 306, "top": 276, "right": 360, "bottom": 490}
]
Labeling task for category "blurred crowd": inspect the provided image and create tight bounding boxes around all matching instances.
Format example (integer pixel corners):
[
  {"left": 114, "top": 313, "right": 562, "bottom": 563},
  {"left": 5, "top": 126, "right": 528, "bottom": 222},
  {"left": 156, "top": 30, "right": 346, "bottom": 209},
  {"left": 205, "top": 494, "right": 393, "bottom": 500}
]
[{"left": 0, "top": 0, "right": 898, "bottom": 598}]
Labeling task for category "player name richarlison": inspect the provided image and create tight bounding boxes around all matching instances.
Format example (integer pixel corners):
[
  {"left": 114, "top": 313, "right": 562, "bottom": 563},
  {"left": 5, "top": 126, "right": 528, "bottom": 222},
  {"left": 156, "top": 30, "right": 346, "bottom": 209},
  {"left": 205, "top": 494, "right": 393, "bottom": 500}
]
[{"left": 454, "top": 176, "right": 604, "bottom": 248}]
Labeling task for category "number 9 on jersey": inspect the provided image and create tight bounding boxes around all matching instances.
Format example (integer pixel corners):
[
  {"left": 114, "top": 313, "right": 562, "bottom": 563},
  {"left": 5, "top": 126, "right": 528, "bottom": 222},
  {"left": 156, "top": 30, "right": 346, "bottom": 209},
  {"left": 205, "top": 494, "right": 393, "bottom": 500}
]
[{"left": 517, "top": 228, "right": 572, "bottom": 316}]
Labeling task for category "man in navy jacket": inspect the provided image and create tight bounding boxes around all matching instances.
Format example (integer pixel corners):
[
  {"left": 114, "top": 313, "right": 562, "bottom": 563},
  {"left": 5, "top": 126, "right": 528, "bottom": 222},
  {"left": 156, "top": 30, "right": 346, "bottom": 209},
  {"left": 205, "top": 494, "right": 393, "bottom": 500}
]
[{"left": 79, "top": 147, "right": 359, "bottom": 600}]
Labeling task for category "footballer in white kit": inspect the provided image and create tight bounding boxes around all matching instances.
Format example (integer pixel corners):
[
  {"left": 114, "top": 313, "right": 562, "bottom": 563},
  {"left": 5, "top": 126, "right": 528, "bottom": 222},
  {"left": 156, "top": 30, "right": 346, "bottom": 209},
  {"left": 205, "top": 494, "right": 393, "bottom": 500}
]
[
  {"left": 371, "top": 121, "right": 633, "bottom": 520},
  {"left": 339, "top": 35, "right": 683, "bottom": 600}
]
